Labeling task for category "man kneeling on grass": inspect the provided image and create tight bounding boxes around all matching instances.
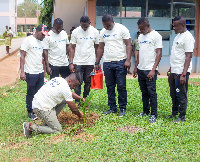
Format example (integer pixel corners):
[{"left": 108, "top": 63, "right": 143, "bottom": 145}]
[{"left": 23, "top": 73, "right": 84, "bottom": 138}]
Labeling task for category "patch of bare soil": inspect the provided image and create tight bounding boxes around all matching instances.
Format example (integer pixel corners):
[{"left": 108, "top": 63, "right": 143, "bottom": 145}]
[
  {"left": 117, "top": 126, "right": 144, "bottom": 134},
  {"left": 57, "top": 110, "right": 100, "bottom": 135},
  {"left": 189, "top": 80, "right": 200, "bottom": 87}
]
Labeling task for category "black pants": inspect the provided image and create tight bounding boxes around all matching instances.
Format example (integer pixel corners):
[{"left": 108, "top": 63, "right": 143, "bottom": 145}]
[
  {"left": 168, "top": 73, "right": 189, "bottom": 117},
  {"left": 25, "top": 72, "right": 44, "bottom": 113},
  {"left": 138, "top": 69, "right": 158, "bottom": 116},
  {"left": 74, "top": 65, "right": 94, "bottom": 101},
  {"left": 49, "top": 64, "right": 71, "bottom": 79},
  {"left": 103, "top": 59, "right": 127, "bottom": 110}
]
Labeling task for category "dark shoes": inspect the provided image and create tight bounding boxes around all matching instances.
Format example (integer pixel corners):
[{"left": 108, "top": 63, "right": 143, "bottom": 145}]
[
  {"left": 138, "top": 111, "right": 149, "bottom": 117},
  {"left": 149, "top": 115, "right": 157, "bottom": 123},
  {"left": 119, "top": 109, "right": 126, "bottom": 117},
  {"left": 23, "top": 122, "right": 32, "bottom": 138},
  {"left": 173, "top": 116, "right": 186, "bottom": 123},
  {"left": 103, "top": 109, "right": 117, "bottom": 114},
  {"left": 28, "top": 112, "right": 37, "bottom": 120}
]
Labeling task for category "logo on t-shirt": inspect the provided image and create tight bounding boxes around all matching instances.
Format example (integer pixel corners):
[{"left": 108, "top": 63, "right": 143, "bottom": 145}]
[{"left": 50, "top": 78, "right": 60, "bottom": 87}]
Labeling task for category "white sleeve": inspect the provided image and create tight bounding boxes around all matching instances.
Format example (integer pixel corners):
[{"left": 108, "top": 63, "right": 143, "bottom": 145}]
[
  {"left": 155, "top": 33, "right": 163, "bottom": 49},
  {"left": 121, "top": 25, "right": 131, "bottom": 40},
  {"left": 70, "top": 30, "right": 77, "bottom": 44},
  {"left": 184, "top": 35, "right": 195, "bottom": 52},
  {"left": 61, "top": 88, "right": 73, "bottom": 101},
  {"left": 43, "top": 36, "right": 50, "bottom": 49},
  {"left": 20, "top": 38, "right": 29, "bottom": 52}
]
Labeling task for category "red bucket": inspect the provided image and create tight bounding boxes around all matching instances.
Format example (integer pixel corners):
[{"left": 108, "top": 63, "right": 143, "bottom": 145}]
[{"left": 90, "top": 69, "right": 103, "bottom": 89}]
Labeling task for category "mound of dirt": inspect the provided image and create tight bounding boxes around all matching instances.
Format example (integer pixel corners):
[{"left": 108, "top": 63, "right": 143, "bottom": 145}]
[
  {"left": 117, "top": 126, "right": 144, "bottom": 134},
  {"left": 57, "top": 110, "right": 100, "bottom": 135}
]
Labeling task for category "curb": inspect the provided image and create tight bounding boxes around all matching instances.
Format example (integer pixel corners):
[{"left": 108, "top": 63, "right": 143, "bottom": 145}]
[{"left": 0, "top": 47, "right": 20, "bottom": 62}]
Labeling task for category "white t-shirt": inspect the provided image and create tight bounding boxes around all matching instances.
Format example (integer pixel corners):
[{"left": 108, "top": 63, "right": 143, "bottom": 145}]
[
  {"left": 137, "top": 30, "right": 163, "bottom": 70},
  {"left": 20, "top": 35, "right": 44, "bottom": 74},
  {"left": 99, "top": 23, "right": 131, "bottom": 62},
  {"left": 32, "top": 77, "right": 73, "bottom": 111},
  {"left": 70, "top": 26, "right": 99, "bottom": 65},
  {"left": 43, "top": 30, "right": 69, "bottom": 66},
  {"left": 170, "top": 30, "right": 194, "bottom": 74}
]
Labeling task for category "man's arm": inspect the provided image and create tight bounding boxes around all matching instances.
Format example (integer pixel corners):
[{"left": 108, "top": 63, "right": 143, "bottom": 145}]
[
  {"left": 133, "top": 51, "right": 139, "bottom": 78},
  {"left": 20, "top": 50, "right": 26, "bottom": 81},
  {"left": 66, "top": 101, "right": 83, "bottom": 119},
  {"left": 66, "top": 44, "right": 71, "bottom": 57},
  {"left": 94, "top": 44, "right": 99, "bottom": 58},
  {"left": 43, "top": 49, "right": 52, "bottom": 75},
  {"left": 95, "top": 42, "right": 104, "bottom": 70},
  {"left": 147, "top": 48, "right": 162, "bottom": 81},
  {"left": 180, "top": 52, "right": 192, "bottom": 84},
  {"left": 69, "top": 44, "right": 76, "bottom": 73},
  {"left": 123, "top": 38, "right": 132, "bottom": 68},
  {"left": 72, "top": 91, "right": 85, "bottom": 102}
]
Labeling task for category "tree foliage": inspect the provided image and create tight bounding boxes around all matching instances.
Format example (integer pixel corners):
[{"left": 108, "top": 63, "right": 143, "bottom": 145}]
[
  {"left": 17, "top": 0, "right": 42, "bottom": 18},
  {"left": 39, "top": 0, "right": 53, "bottom": 28}
]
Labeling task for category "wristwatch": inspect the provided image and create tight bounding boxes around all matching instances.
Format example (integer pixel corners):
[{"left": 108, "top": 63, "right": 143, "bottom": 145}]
[
  {"left": 95, "top": 62, "right": 99, "bottom": 65},
  {"left": 181, "top": 74, "right": 186, "bottom": 77},
  {"left": 69, "top": 62, "right": 73, "bottom": 65}
]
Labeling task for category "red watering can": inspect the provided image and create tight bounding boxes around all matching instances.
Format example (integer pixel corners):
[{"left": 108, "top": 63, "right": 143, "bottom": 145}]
[{"left": 90, "top": 69, "right": 103, "bottom": 89}]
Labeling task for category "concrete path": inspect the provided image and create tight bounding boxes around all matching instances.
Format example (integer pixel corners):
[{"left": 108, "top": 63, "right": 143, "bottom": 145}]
[{"left": 0, "top": 37, "right": 25, "bottom": 60}]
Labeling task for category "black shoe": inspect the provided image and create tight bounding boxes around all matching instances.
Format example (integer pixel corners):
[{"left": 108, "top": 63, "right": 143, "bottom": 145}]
[
  {"left": 28, "top": 113, "right": 38, "bottom": 120},
  {"left": 103, "top": 108, "right": 117, "bottom": 114},
  {"left": 166, "top": 114, "right": 177, "bottom": 119},
  {"left": 149, "top": 115, "right": 157, "bottom": 123},
  {"left": 119, "top": 109, "right": 126, "bottom": 117},
  {"left": 173, "top": 116, "right": 186, "bottom": 123},
  {"left": 138, "top": 111, "right": 149, "bottom": 117}
]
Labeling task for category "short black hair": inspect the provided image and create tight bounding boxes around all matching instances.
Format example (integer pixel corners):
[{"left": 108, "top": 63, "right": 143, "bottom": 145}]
[
  {"left": 80, "top": 16, "right": 90, "bottom": 23},
  {"left": 137, "top": 17, "right": 149, "bottom": 26},
  {"left": 9, "top": 27, "right": 11, "bottom": 29},
  {"left": 137, "top": 31, "right": 140, "bottom": 35},
  {"left": 102, "top": 14, "right": 113, "bottom": 22},
  {"left": 173, "top": 16, "right": 186, "bottom": 24},
  {"left": 54, "top": 18, "right": 63, "bottom": 25}
]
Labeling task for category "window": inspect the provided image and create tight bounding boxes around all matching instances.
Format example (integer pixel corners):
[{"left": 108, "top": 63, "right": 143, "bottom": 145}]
[
  {"left": 122, "top": 0, "right": 146, "bottom": 17},
  {"left": 173, "top": 0, "right": 195, "bottom": 18},
  {"left": 148, "top": 0, "right": 171, "bottom": 17},
  {"left": 96, "top": 0, "right": 120, "bottom": 17}
]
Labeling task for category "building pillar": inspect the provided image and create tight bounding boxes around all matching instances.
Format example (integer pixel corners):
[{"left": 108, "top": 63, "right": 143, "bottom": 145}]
[{"left": 88, "top": 0, "right": 95, "bottom": 27}]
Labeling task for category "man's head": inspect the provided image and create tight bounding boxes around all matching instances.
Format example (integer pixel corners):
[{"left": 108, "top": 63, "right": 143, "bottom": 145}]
[
  {"left": 137, "top": 31, "right": 140, "bottom": 38},
  {"left": 53, "top": 18, "right": 63, "bottom": 34},
  {"left": 35, "top": 24, "right": 49, "bottom": 41},
  {"left": 80, "top": 16, "right": 90, "bottom": 31},
  {"left": 102, "top": 14, "right": 114, "bottom": 30},
  {"left": 9, "top": 27, "right": 11, "bottom": 30},
  {"left": 137, "top": 18, "right": 151, "bottom": 35},
  {"left": 6, "top": 26, "right": 8, "bottom": 30},
  {"left": 173, "top": 16, "right": 186, "bottom": 34},
  {"left": 66, "top": 73, "right": 80, "bottom": 89}
]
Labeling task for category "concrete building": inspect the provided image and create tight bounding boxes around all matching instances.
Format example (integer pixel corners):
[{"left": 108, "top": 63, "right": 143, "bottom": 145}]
[
  {"left": 17, "top": 17, "right": 37, "bottom": 33},
  {"left": 53, "top": 0, "right": 200, "bottom": 73},
  {"left": 0, "top": 0, "right": 17, "bottom": 35}
]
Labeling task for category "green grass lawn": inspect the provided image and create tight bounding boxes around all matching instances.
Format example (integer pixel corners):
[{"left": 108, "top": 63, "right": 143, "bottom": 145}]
[{"left": 0, "top": 78, "right": 200, "bottom": 161}]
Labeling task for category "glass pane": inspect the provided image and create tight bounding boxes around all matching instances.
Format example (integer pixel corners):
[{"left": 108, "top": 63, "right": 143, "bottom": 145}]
[
  {"left": 148, "top": 0, "right": 171, "bottom": 18},
  {"left": 173, "top": 0, "right": 195, "bottom": 18},
  {"left": 96, "top": 0, "right": 120, "bottom": 17},
  {"left": 122, "top": 0, "right": 146, "bottom": 17}
]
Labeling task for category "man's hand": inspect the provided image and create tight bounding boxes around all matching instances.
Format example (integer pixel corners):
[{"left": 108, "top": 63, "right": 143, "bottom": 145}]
[
  {"left": 133, "top": 68, "right": 138, "bottom": 78},
  {"left": 94, "top": 64, "right": 101, "bottom": 71},
  {"left": 167, "top": 68, "right": 171, "bottom": 76},
  {"left": 81, "top": 98, "right": 85, "bottom": 103},
  {"left": 180, "top": 75, "right": 186, "bottom": 84},
  {"left": 20, "top": 72, "right": 26, "bottom": 81},
  {"left": 46, "top": 66, "right": 52, "bottom": 75},
  {"left": 69, "top": 64, "right": 75, "bottom": 73},
  {"left": 79, "top": 112, "right": 83, "bottom": 119},
  {"left": 124, "top": 60, "right": 131, "bottom": 68},
  {"left": 147, "top": 70, "right": 155, "bottom": 81}
]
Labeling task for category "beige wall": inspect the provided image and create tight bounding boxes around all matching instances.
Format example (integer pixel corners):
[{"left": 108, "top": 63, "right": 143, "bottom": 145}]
[{"left": 54, "top": 0, "right": 87, "bottom": 34}]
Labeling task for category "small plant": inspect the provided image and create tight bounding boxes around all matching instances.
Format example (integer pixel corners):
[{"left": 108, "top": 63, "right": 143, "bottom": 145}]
[{"left": 80, "top": 90, "right": 95, "bottom": 125}]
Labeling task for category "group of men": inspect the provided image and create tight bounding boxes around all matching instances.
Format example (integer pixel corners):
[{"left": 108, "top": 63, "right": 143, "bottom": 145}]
[{"left": 21, "top": 14, "right": 194, "bottom": 138}]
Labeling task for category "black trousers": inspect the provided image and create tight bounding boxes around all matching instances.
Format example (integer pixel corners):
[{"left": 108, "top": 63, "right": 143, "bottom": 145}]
[
  {"left": 138, "top": 69, "right": 158, "bottom": 116},
  {"left": 25, "top": 72, "right": 44, "bottom": 113},
  {"left": 103, "top": 59, "right": 127, "bottom": 110},
  {"left": 168, "top": 73, "right": 189, "bottom": 117},
  {"left": 74, "top": 65, "right": 94, "bottom": 101},
  {"left": 49, "top": 64, "right": 71, "bottom": 79}
]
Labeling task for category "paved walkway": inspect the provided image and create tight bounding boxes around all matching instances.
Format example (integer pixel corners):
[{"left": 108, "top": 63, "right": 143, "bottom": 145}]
[{"left": 0, "top": 37, "right": 25, "bottom": 60}]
